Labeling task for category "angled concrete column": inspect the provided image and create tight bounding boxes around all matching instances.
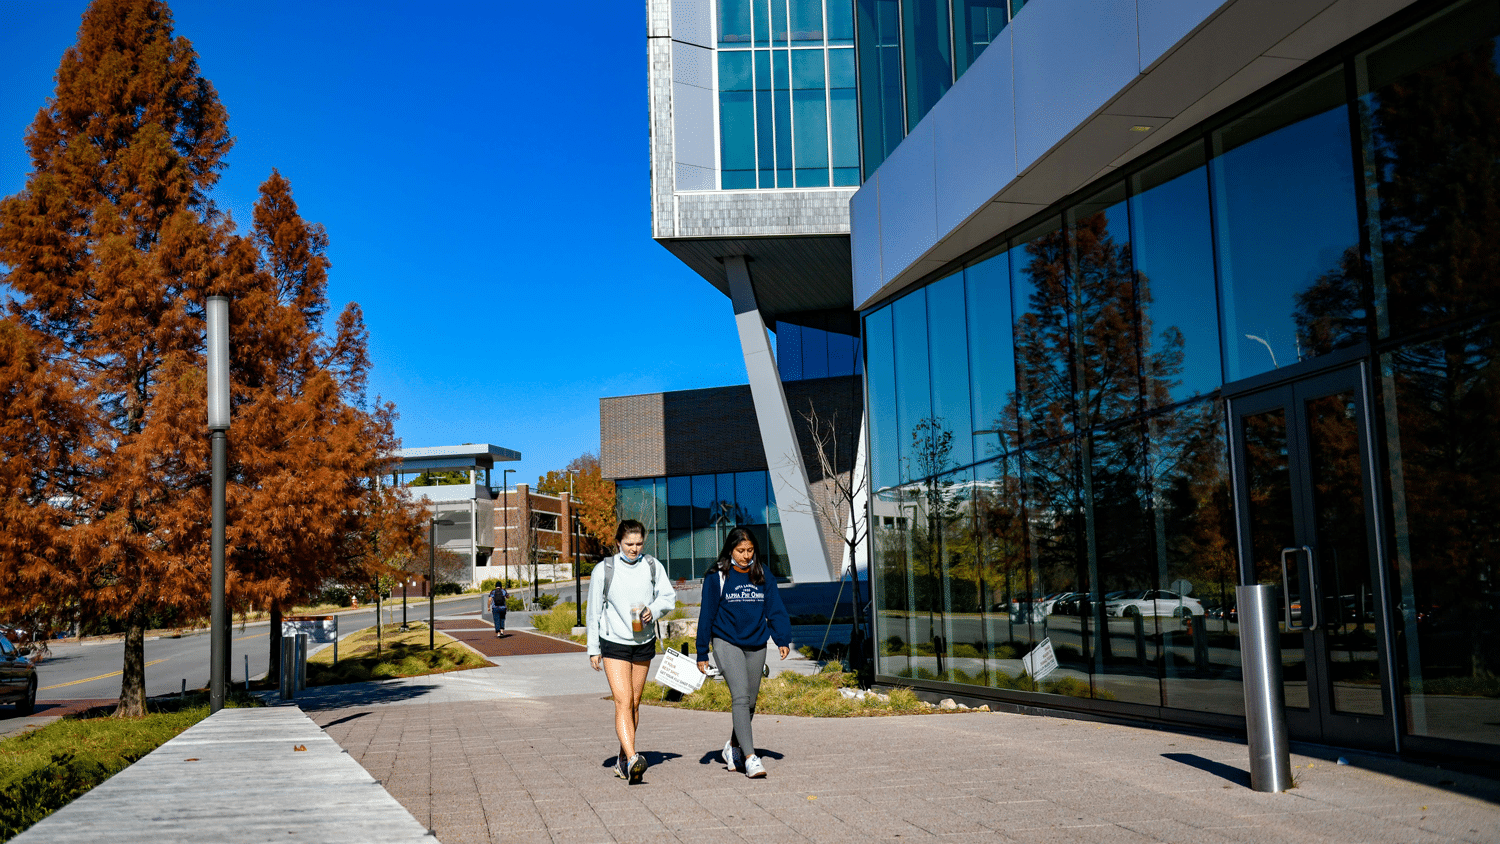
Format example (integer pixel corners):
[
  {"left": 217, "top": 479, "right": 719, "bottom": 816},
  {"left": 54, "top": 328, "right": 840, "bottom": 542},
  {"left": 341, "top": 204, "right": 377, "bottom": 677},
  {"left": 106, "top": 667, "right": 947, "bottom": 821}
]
[{"left": 725, "top": 256, "right": 835, "bottom": 583}]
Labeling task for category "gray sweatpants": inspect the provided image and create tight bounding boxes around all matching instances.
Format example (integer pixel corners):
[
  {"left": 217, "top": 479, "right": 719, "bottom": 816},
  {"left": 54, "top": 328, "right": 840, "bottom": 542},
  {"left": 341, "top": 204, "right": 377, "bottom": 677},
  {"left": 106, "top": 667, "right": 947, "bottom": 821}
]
[{"left": 713, "top": 637, "right": 767, "bottom": 754}]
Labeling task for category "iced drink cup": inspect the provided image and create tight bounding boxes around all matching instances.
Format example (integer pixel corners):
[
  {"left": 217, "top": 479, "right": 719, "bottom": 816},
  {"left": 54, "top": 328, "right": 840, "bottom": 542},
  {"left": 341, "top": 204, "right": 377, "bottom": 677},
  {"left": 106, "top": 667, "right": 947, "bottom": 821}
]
[{"left": 630, "top": 603, "right": 644, "bottom": 633}]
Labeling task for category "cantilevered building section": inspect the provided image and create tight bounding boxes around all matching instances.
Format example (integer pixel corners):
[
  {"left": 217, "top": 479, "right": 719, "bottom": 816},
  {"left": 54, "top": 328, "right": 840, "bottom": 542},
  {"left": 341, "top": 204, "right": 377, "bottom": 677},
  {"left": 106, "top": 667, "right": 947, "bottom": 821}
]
[
  {"left": 640, "top": 0, "right": 865, "bottom": 584},
  {"left": 853, "top": 0, "right": 1500, "bottom": 765}
]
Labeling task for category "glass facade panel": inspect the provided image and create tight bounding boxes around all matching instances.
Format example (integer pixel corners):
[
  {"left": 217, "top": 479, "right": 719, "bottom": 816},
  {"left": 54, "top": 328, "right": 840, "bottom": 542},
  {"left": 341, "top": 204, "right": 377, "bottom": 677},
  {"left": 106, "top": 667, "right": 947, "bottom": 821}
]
[
  {"left": 774, "top": 49, "right": 793, "bottom": 186},
  {"left": 953, "top": 0, "right": 1009, "bottom": 77},
  {"left": 754, "top": 50, "right": 776, "bottom": 188},
  {"left": 1359, "top": 2, "right": 1500, "bottom": 340},
  {"left": 866, "top": 306, "right": 899, "bottom": 494},
  {"left": 1068, "top": 182, "right": 1143, "bottom": 431},
  {"left": 1150, "top": 400, "right": 1242, "bottom": 715},
  {"left": 792, "top": 50, "right": 830, "bottom": 186},
  {"left": 827, "top": 0, "right": 854, "bottom": 45},
  {"left": 1211, "top": 69, "right": 1363, "bottom": 382},
  {"left": 1085, "top": 421, "right": 1160, "bottom": 705},
  {"left": 829, "top": 48, "right": 859, "bottom": 185},
  {"left": 901, "top": 0, "right": 953, "bottom": 130},
  {"left": 735, "top": 470, "right": 768, "bottom": 524},
  {"left": 1129, "top": 145, "right": 1222, "bottom": 406},
  {"left": 719, "top": 0, "right": 753, "bottom": 45},
  {"left": 1018, "top": 440, "right": 1091, "bottom": 698},
  {"left": 965, "top": 248, "right": 1016, "bottom": 460},
  {"left": 856, "top": 0, "right": 904, "bottom": 180},
  {"left": 719, "top": 51, "right": 756, "bottom": 189},
  {"left": 1381, "top": 322, "right": 1500, "bottom": 749},
  {"left": 619, "top": 470, "right": 784, "bottom": 581},
  {"left": 789, "top": 0, "right": 824, "bottom": 43},
  {"left": 892, "top": 290, "right": 934, "bottom": 483},
  {"left": 1010, "top": 218, "right": 1070, "bottom": 441},
  {"left": 926, "top": 272, "right": 974, "bottom": 468},
  {"left": 772, "top": 0, "right": 790, "bottom": 45}
]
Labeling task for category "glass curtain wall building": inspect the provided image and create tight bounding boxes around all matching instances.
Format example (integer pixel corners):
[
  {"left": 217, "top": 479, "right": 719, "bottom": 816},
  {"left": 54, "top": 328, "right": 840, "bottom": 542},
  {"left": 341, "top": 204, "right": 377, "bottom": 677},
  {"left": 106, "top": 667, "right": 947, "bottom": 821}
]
[
  {"left": 857, "top": 0, "right": 1026, "bottom": 177},
  {"left": 616, "top": 471, "right": 787, "bottom": 581},
  {"left": 861, "top": 0, "right": 1500, "bottom": 760},
  {"left": 718, "top": 1, "right": 859, "bottom": 187}
]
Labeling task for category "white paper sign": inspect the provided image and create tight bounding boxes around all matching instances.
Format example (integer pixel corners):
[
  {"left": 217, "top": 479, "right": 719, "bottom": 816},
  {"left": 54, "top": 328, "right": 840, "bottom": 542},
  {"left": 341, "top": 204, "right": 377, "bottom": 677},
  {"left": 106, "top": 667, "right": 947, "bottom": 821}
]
[
  {"left": 1022, "top": 637, "right": 1058, "bottom": 681},
  {"left": 282, "top": 615, "right": 338, "bottom": 644},
  {"left": 655, "top": 647, "right": 706, "bottom": 695}
]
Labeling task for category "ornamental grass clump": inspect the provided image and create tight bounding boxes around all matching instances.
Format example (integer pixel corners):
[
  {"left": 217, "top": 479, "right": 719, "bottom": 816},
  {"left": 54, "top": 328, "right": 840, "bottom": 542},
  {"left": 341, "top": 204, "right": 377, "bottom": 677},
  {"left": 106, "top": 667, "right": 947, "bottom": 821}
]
[{"left": 642, "top": 668, "right": 941, "bottom": 717}]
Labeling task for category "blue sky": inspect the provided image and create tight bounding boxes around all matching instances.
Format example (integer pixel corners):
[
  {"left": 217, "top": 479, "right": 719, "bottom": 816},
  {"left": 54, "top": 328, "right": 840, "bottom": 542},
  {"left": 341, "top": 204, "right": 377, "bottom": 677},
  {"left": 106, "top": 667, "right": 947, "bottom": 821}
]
[{"left": 0, "top": 0, "right": 751, "bottom": 487}]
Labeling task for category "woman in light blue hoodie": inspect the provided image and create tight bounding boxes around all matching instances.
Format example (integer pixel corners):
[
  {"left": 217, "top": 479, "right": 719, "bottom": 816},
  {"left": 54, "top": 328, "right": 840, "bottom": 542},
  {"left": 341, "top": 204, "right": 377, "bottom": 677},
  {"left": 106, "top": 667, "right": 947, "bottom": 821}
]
[{"left": 587, "top": 519, "right": 675, "bottom": 784}]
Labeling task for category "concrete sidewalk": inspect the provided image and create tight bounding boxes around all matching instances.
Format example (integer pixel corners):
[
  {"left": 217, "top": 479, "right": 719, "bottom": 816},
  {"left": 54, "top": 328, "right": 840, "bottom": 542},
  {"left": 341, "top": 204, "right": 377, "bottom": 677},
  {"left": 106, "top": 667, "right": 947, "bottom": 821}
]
[
  {"left": 296, "top": 657, "right": 1500, "bottom": 844},
  {"left": 13, "top": 707, "right": 434, "bottom": 843}
]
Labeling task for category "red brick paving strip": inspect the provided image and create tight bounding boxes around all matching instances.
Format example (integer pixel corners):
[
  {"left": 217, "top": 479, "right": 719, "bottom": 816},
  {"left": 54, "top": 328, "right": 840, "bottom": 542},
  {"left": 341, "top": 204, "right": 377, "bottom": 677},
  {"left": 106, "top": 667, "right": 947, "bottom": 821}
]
[{"left": 434, "top": 623, "right": 585, "bottom": 658}]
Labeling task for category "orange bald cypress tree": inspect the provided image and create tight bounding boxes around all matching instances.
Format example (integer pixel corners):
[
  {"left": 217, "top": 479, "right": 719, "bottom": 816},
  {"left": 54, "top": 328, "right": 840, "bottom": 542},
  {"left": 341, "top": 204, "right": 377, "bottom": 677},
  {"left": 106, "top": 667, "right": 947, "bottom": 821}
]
[
  {"left": 229, "top": 171, "right": 422, "bottom": 680},
  {"left": 0, "top": 0, "right": 232, "bottom": 716}
]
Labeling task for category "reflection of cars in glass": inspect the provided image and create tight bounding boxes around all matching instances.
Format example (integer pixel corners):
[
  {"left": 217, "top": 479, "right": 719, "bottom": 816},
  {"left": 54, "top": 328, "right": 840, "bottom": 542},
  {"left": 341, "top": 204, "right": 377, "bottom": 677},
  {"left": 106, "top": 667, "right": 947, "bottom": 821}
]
[
  {"left": 0, "top": 631, "right": 38, "bottom": 714},
  {"left": 1105, "top": 590, "right": 1203, "bottom": 618},
  {"left": 1052, "top": 592, "right": 1088, "bottom": 616}
]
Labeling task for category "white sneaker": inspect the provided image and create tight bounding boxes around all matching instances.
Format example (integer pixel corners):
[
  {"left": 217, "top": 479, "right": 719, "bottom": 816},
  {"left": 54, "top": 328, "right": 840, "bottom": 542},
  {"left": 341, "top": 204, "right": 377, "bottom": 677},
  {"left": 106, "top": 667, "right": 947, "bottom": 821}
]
[
  {"left": 744, "top": 754, "right": 766, "bottom": 778},
  {"left": 722, "top": 740, "right": 743, "bottom": 771}
]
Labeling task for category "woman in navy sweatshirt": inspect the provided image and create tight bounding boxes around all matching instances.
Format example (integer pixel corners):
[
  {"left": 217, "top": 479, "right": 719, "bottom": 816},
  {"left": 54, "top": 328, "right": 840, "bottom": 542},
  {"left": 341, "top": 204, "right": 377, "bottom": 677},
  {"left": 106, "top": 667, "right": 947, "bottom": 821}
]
[{"left": 696, "top": 527, "right": 791, "bottom": 778}]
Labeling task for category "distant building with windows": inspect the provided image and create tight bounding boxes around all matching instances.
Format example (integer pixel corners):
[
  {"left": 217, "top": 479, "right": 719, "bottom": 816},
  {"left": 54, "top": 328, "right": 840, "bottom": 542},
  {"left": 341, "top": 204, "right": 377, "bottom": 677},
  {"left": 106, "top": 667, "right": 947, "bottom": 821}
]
[{"left": 633, "top": 0, "right": 866, "bottom": 586}]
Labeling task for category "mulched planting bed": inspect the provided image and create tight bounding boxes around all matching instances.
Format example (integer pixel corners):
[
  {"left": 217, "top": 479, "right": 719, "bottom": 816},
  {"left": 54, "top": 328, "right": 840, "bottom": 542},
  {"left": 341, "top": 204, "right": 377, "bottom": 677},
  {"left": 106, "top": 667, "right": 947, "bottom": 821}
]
[{"left": 435, "top": 625, "right": 586, "bottom": 658}]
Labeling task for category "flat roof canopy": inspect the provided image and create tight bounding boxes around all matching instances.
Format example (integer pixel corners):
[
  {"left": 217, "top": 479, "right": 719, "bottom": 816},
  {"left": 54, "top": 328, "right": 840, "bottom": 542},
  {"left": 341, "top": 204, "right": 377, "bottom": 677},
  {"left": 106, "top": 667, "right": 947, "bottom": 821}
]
[{"left": 394, "top": 443, "right": 521, "bottom": 474}]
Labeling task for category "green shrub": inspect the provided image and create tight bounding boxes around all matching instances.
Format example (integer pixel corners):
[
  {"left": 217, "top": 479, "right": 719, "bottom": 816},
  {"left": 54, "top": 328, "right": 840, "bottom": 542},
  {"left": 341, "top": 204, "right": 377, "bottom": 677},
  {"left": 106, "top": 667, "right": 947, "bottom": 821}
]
[
  {"left": 537, "top": 593, "right": 559, "bottom": 610},
  {"left": 434, "top": 582, "right": 464, "bottom": 596},
  {"left": 479, "top": 578, "right": 499, "bottom": 591},
  {"left": 505, "top": 596, "right": 523, "bottom": 611},
  {"left": 529, "top": 602, "right": 585, "bottom": 640}
]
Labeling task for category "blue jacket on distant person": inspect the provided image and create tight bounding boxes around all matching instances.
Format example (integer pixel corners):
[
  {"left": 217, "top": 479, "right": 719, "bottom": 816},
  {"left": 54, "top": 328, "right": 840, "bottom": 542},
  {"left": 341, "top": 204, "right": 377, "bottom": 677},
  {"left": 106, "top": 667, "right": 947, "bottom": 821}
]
[{"left": 696, "top": 567, "right": 791, "bottom": 662}]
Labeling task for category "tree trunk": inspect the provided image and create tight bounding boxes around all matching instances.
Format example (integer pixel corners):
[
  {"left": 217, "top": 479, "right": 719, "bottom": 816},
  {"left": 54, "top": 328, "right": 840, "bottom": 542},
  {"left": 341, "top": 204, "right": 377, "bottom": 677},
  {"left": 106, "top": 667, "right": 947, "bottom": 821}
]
[
  {"left": 116, "top": 611, "right": 147, "bottom": 717},
  {"left": 268, "top": 603, "right": 283, "bottom": 688},
  {"left": 375, "top": 591, "right": 383, "bottom": 654}
]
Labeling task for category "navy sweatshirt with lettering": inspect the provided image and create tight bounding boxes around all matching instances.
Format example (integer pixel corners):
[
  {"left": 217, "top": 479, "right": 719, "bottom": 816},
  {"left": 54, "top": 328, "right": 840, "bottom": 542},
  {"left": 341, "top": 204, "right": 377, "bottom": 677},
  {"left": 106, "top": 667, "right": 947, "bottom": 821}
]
[{"left": 696, "top": 566, "right": 792, "bottom": 662}]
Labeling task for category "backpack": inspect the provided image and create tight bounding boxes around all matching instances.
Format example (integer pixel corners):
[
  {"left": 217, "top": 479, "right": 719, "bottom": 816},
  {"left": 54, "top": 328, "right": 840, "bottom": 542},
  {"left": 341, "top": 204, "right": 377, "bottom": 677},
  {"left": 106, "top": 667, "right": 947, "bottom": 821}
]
[{"left": 600, "top": 553, "right": 659, "bottom": 615}]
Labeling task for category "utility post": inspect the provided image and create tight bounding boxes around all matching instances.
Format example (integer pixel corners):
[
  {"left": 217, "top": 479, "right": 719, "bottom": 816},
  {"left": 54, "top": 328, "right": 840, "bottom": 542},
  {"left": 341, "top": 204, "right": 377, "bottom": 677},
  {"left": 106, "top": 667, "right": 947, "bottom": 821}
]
[{"left": 206, "top": 295, "right": 231, "bottom": 713}]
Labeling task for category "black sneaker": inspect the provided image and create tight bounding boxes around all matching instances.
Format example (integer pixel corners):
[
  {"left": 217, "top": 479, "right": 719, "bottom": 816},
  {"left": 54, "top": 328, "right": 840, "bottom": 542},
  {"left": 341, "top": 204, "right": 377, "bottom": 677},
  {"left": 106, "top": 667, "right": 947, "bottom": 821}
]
[{"left": 628, "top": 753, "right": 647, "bottom": 784}]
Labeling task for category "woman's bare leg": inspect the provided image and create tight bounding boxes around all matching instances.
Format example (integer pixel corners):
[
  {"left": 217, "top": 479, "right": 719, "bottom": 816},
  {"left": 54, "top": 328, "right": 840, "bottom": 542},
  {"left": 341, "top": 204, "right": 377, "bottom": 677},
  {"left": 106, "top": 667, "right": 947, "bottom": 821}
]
[{"left": 604, "top": 657, "right": 641, "bottom": 757}]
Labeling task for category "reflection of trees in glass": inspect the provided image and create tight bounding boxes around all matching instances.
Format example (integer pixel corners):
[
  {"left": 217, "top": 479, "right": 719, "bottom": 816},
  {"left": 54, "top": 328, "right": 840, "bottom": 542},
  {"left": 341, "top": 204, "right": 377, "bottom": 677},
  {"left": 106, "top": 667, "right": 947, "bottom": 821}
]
[{"left": 1387, "top": 327, "right": 1499, "bottom": 697}]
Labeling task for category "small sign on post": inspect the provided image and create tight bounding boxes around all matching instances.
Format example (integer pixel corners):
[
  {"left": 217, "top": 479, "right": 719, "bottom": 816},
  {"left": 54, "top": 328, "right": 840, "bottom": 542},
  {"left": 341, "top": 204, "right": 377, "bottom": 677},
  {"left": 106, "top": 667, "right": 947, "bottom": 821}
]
[
  {"left": 1022, "top": 637, "right": 1058, "bottom": 681},
  {"left": 654, "top": 648, "right": 707, "bottom": 695}
]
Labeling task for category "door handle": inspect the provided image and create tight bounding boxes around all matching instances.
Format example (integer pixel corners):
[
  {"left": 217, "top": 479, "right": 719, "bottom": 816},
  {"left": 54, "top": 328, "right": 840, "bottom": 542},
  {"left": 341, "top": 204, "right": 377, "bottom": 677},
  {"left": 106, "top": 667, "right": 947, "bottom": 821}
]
[{"left": 1280, "top": 546, "right": 1317, "bottom": 632}]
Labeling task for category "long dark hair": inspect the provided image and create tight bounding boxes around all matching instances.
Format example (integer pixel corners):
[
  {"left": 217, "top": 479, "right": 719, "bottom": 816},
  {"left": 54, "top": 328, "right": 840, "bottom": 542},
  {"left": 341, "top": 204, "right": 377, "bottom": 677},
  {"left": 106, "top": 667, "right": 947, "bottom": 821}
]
[{"left": 710, "top": 527, "right": 764, "bottom": 585}]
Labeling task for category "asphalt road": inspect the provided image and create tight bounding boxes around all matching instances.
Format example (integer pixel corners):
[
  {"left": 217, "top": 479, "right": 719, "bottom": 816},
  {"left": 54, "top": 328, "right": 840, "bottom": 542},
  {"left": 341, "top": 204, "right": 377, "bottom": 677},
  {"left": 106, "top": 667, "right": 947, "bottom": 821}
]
[{"left": 26, "top": 579, "right": 624, "bottom": 706}]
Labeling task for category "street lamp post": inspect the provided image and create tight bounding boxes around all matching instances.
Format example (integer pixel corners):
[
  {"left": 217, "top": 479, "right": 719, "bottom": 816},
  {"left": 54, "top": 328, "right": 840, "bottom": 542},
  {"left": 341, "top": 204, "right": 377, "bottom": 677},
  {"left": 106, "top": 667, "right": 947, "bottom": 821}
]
[
  {"left": 430, "top": 517, "right": 456, "bottom": 651},
  {"left": 501, "top": 468, "right": 515, "bottom": 582},
  {"left": 206, "top": 296, "right": 230, "bottom": 713},
  {"left": 400, "top": 580, "right": 410, "bottom": 631},
  {"left": 572, "top": 511, "right": 584, "bottom": 628}
]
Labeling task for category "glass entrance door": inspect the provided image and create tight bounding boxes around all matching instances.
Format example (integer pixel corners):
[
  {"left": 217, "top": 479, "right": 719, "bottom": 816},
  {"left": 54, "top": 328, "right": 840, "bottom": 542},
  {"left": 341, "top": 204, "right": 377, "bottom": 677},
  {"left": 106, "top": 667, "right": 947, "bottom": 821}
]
[{"left": 1229, "top": 363, "right": 1395, "bottom": 749}]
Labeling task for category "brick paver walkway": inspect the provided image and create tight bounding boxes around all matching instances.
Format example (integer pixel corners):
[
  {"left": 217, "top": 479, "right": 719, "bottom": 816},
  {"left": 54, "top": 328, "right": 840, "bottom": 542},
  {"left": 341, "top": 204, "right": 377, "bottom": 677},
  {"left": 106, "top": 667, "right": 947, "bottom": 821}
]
[
  {"left": 435, "top": 624, "right": 586, "bottom": 658},
  {"left": 311, "top": 678, "right": 1500, "bottom": 844}
]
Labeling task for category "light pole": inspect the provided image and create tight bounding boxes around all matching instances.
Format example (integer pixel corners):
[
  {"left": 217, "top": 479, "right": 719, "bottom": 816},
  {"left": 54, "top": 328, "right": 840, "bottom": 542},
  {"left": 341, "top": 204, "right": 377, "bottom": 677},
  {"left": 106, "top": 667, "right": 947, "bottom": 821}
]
[
  {"left": 501, "top": 468, "right": 515, "bottom": 582},
  {"left": 206, "top": 295, "right": 230, "bottom": 713},
  {"left": 430, "top": 516, "right": 456, "bottom": 651},
  {"left": 400, "top": 579, "right": 411, "bottom": 631},
  {"left": 572, "top": 511, "right": 584, "bottom": 628}
]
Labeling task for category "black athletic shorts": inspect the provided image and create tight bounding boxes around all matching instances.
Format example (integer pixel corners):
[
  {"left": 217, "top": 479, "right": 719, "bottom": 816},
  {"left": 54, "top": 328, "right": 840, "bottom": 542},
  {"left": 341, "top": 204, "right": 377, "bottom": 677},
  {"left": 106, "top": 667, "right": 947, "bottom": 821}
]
[{"left": 598, "top": 638, "right": 656, "bottom": 663}]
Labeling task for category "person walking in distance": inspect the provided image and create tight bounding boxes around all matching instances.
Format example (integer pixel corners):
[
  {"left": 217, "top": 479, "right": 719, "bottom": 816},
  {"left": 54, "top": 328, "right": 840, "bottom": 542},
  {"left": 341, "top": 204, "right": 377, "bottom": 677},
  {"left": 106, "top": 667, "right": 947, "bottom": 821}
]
[
  {"left": 696, "top": 527, "right": 791, "bottom": 778},
  {"left": 487, "top": 582, "right": 509, "bottom": 638},
  {"left": 587, "top": 519, "right": 676, "bottom": 784}
]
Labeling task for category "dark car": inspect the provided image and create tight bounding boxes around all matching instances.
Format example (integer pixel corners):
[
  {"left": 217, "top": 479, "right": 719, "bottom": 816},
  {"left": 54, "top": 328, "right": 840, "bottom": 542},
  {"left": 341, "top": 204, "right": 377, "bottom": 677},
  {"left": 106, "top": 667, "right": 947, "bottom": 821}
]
[{"left": 0, "top": 631, "right": 38, "bottom": 715}]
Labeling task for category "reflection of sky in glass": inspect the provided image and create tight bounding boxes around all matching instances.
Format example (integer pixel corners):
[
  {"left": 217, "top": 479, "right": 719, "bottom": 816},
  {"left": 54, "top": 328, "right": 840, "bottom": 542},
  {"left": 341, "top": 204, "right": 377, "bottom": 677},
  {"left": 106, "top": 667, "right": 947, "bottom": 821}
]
[
  {"left": 893, "top": 290, "right": 933, "bottom": 482},
  {"left": 864, "top": 307, "right": 900, "bottom": 493},
  {"left": 927, "top": 273, "right": 974, "bottom": 468},
  {"left": 965, "top": 249, "right": 1015, "bottom": 457},
  {"left": 1130, "top": 153, "right": 1222, "bottom": 404},
  {"left": 1212, "top": 105, "right": 1359, "bottom": 382}
]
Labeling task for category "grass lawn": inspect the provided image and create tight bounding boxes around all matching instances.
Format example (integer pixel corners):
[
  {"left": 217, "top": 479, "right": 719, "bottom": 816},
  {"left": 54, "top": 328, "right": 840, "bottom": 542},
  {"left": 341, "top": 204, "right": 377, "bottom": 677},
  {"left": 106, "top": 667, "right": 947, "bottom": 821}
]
[
  {"left": 642, "top": 667, "right": 971, "bottom": 717},
  {"left": 305, "top": 623, "right": 490, "bottom": 686},
  {"left": 0, "top": 692, "right": 262, "bottom": 840}
]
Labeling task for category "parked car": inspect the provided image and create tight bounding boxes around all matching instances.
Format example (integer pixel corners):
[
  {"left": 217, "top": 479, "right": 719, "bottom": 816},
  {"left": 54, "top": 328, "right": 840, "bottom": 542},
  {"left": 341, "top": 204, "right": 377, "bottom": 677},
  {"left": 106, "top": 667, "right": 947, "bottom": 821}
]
[
  {"left": 1105, "top": 589, "right": 1204, "bottom": 618},
  {"left": 0, "top": 631, "right": 38, "bottom": 715}
]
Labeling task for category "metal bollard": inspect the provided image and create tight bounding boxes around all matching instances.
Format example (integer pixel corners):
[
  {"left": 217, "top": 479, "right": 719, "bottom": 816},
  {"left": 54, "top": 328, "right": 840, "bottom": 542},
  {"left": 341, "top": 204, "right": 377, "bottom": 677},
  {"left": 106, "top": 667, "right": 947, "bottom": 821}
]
[
  {"left": 1238, "top": 584, "right": 1292, "bottom": 792},
  {"left": 295, "top": 633, "right": 309, "bottom": 691},
  {"left": 279, "top": 637, "right": 295, "bottom": 700}
]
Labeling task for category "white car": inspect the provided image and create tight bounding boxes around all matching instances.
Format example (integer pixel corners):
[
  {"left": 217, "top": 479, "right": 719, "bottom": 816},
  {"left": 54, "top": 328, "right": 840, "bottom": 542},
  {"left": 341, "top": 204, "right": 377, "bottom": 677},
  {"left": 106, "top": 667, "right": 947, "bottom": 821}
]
[{"left": 1105, "top": 590, "right": 1203, "bottom": 618}]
